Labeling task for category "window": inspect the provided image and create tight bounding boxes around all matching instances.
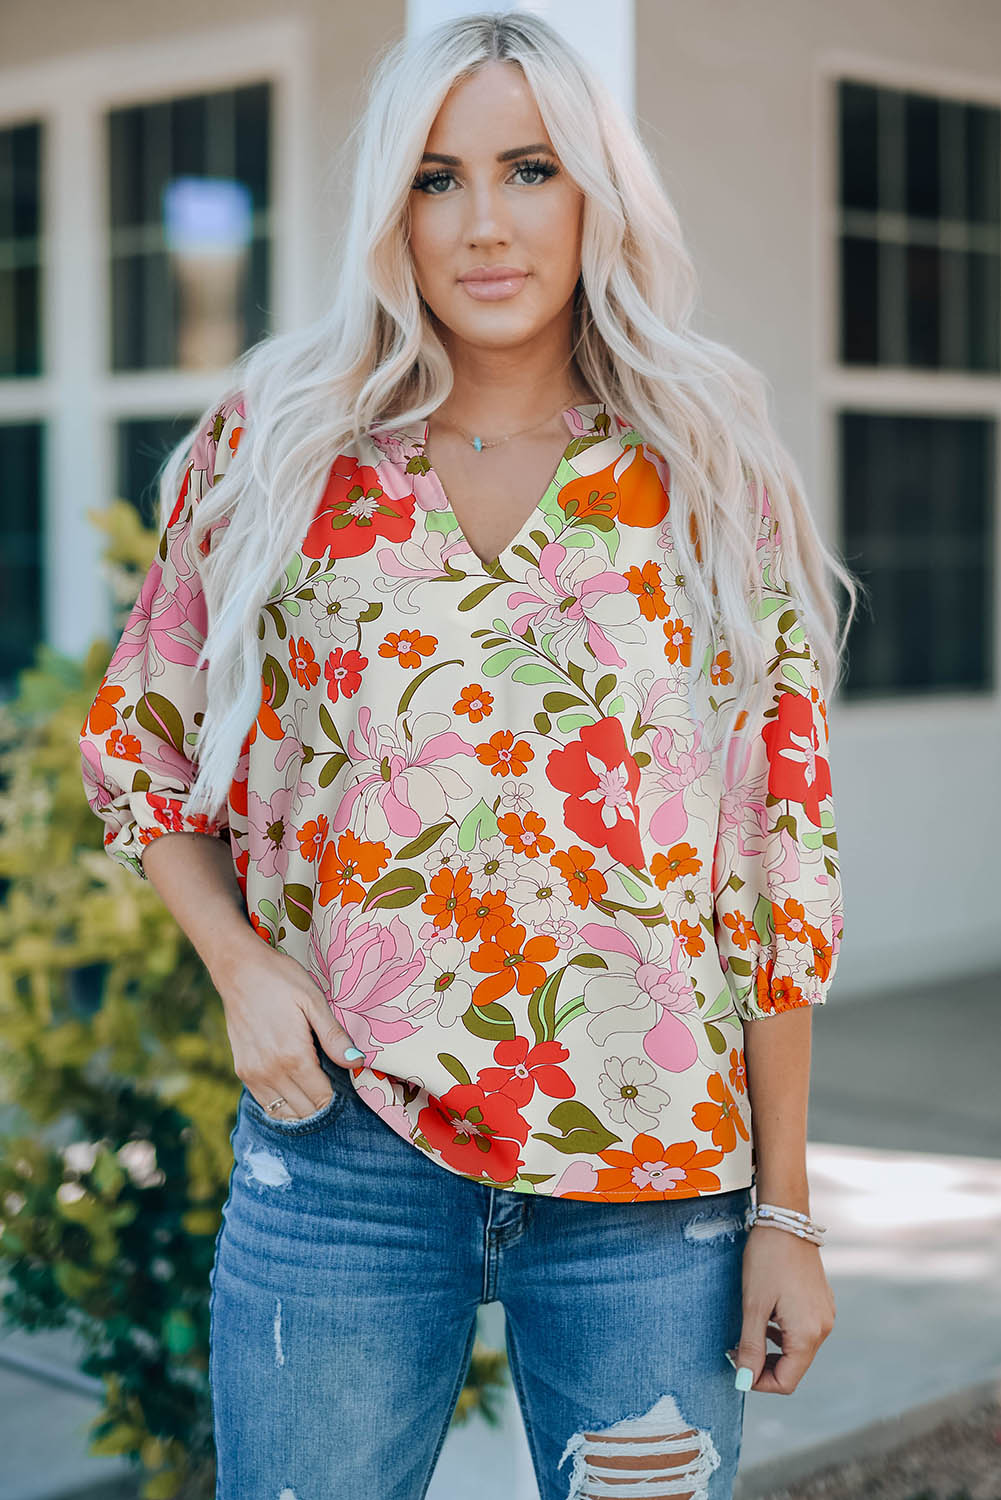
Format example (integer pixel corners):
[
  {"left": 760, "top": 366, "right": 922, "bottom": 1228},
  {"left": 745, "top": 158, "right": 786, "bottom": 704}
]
[
  {"left": 108, "top": 82, "right": 272, "bottom": 371},
  {"left": 0, "top": 121, "right": 43, "bottom": 378},
  {"left": 0, "top": 422, "right": 43, "bottom": 686},
  {"left": 836, "top": 79, "right": 999, "bottom": 699}
]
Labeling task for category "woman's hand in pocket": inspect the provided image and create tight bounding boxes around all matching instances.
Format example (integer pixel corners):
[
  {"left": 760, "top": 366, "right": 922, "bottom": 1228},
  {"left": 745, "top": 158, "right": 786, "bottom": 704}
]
[{"left": 210, "top": 936, "right": 362, "bottom": 1120}]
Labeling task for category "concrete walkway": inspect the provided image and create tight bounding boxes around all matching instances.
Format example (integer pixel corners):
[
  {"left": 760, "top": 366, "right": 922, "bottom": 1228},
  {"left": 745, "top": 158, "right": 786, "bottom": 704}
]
[{"left": 2, "top": 966, "right": 998, "bottom": 1499}]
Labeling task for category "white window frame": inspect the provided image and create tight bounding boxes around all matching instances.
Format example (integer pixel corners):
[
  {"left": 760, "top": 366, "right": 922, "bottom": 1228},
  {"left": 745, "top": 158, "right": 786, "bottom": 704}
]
[
  {"left": 0, "top": 20, "right": 313, "bottom": 660},
  {"left": 815, "top": 50, "right": 1001, "bottom": 735}
]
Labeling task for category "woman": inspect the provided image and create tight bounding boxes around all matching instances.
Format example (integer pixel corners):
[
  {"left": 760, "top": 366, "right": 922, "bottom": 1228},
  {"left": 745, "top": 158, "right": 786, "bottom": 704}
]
[{"left": 79, "top": 11, "right": 859, "bottom": 1499}]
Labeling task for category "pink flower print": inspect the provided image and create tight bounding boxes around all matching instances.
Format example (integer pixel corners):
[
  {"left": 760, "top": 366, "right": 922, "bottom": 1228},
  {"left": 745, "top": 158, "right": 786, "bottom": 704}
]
[
  {"left": 247, "top": 784, "right": 300, "bottom": 881},
  {"left": 507, "top": 543, "right": 644, "bottom": 669},
  {"left": 578, "top": 912, "right": 699, "bottom": 1072},
  {"left": 308, "top": 907, "right": 425, "bottom": 1051},
  {"left": 333, "top": 706, "right": 478, "bottom": 842},
  {"left": 552, "top": 1160, "right": 600, "bottom": 1197},
  {"left": 375, "top": 525, "right": 475, "bottom": 610}
]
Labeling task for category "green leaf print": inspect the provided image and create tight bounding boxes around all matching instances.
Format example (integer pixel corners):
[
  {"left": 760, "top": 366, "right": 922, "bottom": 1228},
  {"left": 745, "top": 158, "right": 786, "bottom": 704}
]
[
  {"left": 457, "top": 799, "right": 498, "bottom": 851},
  {"left": 534, "top": 1100, "right": 621, "bottom": 1155},
  {"left": 557, "top": 711, "right": 595, "bottom": 734},
  {"left": 527, "top": 967, "right": 565, "bottom": 1046},
  {"left": 542, "top": 690, "right": 587, "bottom": 712},
  {"left": 439, "top": 1053, "right": 473, "bottom": 1087},
  {"left": 511, "top": 660, "right": 566, "bottom": 687},
  {"left": 361, "top": 867, "right": 427, "bottom": 910},
  {"left": 396, "top": 820, "right": 452, "bottom": 860},
  {"left": 282, "top": 883, "right": 314, "bottom": 933},
  {"left": 134, "top": 692, "right": 184, "bottom": 756},
  {"left": 752, "top": 891, "right": 774, "bottom": 945},
  {"left": 704, "top": 1023, "right": 728, "bottom": 1055},
  {"left": 481, "top": 647, "right": 529, "bottom": 676},
  {"left": 461, "top": 1002, "right": 516, "bottom": 1041},
  {"left": 552, "top": 995, "right": 586, "bottom": 1035}
]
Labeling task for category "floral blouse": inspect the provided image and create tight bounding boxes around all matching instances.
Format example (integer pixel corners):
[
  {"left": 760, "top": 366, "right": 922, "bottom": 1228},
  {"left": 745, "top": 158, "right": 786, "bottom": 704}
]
[{"left": 79, "top": 393, "right": 843, "bottom": 1202}]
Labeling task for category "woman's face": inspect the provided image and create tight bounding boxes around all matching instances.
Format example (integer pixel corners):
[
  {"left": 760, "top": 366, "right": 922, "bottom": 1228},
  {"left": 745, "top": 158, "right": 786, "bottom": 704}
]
[{"left": 407, "top": 59, "right": 584, "bottom": 356}]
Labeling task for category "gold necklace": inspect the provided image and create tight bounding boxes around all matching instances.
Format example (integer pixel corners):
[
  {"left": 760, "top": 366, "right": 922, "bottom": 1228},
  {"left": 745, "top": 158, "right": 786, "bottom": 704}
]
[{"left": 430, "top": 393, "right": 592, "bottom": 452}]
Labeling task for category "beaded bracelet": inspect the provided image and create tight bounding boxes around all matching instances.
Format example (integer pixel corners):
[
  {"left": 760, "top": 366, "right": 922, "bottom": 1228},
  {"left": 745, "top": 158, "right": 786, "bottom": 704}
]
[{"left": 745, "top": 1200, "right": 827, "bottom": 1246}]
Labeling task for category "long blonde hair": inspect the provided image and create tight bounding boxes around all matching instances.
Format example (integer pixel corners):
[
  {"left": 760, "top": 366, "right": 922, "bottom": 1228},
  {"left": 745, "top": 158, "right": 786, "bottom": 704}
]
[{"left": 159, "top": 9, "right": 860, "bottom": 821}]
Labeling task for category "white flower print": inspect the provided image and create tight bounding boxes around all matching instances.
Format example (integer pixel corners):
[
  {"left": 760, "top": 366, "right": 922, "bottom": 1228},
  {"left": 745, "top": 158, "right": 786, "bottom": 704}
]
[{"left": 598, "top": 1055, "right": 672, "bottom": 1129}]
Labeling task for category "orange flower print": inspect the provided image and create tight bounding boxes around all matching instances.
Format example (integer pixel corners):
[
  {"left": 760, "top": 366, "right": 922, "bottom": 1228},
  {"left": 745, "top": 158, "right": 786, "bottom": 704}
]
[
  {"left": 82, "top": 676, "right": 126, "bottom": 736},
  {"left": 296, "top": 814, "right": 330, "bottom": 864},
  {"left": 728, "top": 1046, "right": 747, "bottom": 1095},
  {"left": 711, "top": 649, "right": 734, "bottom": 685},
  {"left": 673, "top": 918, "right": 705, "bottom": 958},
  {"left": 624, "top": 559, "right": 669, "bottom": 621},
  {"left": 650, "top": 842, "right": 702, "bottom": 887},
  {"left": 808, "top": 925, "right": 834, "bottom": 982},
  {"left": 691, "top": 1071, "right": 750, "bottom": 1152},
  {"left": 454, "top": 888, "right": 515, "bottom": 944},
  {"left": 497, "top": 810, "right": 555, "bottom": 859},
  {"left": 289, "top": 635, "right": 321, "bottom": 689},
  {"left": 469, "top": 922, "right": 560, "bottom": 1007},
  {"left": 323, "top": 646, "right": 367, "bottom": 703},
  {"left": 379, "top": 628, "right": 437, "bottom": 668},
  {"left": 721, "top": 908, "right": 756, "bottom": 952},
  {"left": 421, "top": 865, "right": 475, "bottom": 931},
  {"left": 550, "top": 845, "right": 608, "bottom": 909},
  {"left": 773, "top": 897, "right": 812, "bottom": 945},
  {"left": 587, "top": 1134, "right": 724, "bottom": 1201},
  {"left": 476, "top": 729, "right": 534, "bottom": 777},
  {"left": 316, "top": 829, "right": 391, "bottom": 908},
  {"left": 753, "top": 954, "right": 806, "bottom": 1014},
  {"left": 104, "top": 727, "right": 142, "bottom": 763},
  {"left": 453, "top": 683, "right": 494, "bottom": 723},
  {"left": 662, "top": 613, "right": 692, "bottom": 666}
]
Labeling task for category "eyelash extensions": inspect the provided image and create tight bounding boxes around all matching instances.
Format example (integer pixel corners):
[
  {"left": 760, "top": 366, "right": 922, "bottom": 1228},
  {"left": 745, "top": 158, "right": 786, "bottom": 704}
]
[{"left": 411, "top": 157, "right": 560, "bottom": 193}]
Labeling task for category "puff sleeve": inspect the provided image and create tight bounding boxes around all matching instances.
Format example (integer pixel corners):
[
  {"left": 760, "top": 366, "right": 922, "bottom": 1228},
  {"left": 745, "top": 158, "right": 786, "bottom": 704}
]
[
  {"left": 78, "top": 396, "right": 245, "bottom": 881},
  {"left": 708, "top": 490, "right": 844, "bottom": 1021}
]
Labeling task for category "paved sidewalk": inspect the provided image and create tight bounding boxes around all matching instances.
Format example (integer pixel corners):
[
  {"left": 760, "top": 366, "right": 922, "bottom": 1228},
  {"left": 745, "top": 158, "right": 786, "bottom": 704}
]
[{"left": 2, "top": 966, "right": 999, "bottom": 1499}]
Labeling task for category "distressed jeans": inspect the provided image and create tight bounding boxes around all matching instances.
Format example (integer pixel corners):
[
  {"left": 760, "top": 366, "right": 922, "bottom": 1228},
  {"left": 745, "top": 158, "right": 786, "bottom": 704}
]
[{"left": 209, "top": 1046, "right": 752, "bottom": 1500}]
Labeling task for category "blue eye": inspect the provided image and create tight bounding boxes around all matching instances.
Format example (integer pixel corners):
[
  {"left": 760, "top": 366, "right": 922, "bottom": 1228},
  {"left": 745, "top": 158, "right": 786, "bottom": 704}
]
[{"left": 411, "top": 158, "right": 560, "bottom": 193}]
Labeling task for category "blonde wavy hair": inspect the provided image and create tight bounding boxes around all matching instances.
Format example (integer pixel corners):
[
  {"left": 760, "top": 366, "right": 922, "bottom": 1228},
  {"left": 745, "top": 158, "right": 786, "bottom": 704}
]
[{"left": 158, "top": 8, "right": 860, "bottom": 822}]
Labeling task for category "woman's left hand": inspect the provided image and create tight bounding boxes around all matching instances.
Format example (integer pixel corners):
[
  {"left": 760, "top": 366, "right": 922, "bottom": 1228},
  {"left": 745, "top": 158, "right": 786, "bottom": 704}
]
[{"left": 729, "top": 1225, "right": 836, "bottom": 1394}]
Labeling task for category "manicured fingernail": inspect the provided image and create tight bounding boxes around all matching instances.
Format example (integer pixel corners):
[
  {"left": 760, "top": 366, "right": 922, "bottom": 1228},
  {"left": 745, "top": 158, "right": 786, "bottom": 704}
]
[
  {"left": 734, "top": 1366, "right": 753, "bottom": 1391},
  {"left": 724, "top": 1349, "right": 738, "bottom": 1369},
  {"left": 344, "top": 1046, "right": 364, "bottom": 1061}
]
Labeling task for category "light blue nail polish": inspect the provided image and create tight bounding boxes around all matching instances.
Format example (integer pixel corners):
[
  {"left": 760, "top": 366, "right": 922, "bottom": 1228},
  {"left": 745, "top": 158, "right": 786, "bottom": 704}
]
[
  {"left": 734, "top": 1366, "right": 753, "bottom": 1391},
  {"left": 344, "top": 1046, "right": 364, "bottom": 1061}
]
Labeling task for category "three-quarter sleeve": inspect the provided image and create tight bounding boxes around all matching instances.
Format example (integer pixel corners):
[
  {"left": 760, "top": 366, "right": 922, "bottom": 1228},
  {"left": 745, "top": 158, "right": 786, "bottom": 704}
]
[
  {"left": 709, "top": 489, "right": 844, "bottom": 1022},
  {"left": 78, "top": 398, "right": 245, "bottom": 881}
]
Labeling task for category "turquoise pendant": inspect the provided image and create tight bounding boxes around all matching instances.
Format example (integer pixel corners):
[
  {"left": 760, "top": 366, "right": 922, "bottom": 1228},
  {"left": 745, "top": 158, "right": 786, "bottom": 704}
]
[{"left": 472, "top": 435, "right": 483, "bottom": 452}]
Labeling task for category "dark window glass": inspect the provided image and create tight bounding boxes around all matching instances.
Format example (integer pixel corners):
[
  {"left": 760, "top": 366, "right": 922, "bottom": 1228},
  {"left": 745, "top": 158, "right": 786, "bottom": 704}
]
[
  {"left": 0, "top": 422, "right": 43, "bottom": 692},
  {"left": 0, "top": 122, "right": 43, "bottom": 378},
  {"left": 115, "top": 414, "right": 202, "bottom": 530},
  {"left": 839, "top": 411, "right": 994, "bottom": 698},
  {"left": 838, "top": 80, "right": 1000, "bottom": 373},
  {"left": 108, "top": 82, "right": 272, "bottom": 372}
]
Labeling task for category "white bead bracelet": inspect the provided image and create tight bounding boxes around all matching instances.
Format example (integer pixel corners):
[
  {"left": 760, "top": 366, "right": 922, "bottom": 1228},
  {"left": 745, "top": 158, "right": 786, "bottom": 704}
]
[{"left": 745, "top": 1200, "right": 827, "bottom": 1246}]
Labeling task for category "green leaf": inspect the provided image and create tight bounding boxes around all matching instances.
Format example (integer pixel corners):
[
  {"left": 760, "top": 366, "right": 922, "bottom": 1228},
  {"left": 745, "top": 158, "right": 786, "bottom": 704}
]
[
  {"left": 282, "top": 883, "right": 314, "bottom": 932},
  {"left": 440, "top": 1053, "right": 473, "bottom": 1087},
  {"left": 396, "top": 820, "right": 452, "bottom": 860},
  {"left": 134, "top": 693, "right": 184, "bottom": 756},
  {"left": 457, "top": 798, "right": 498, "bottom": 851},
  {"left": 361, "top": 867, "right": 427, "bottom": 910},
  {"left": 533, "top": 1100, "right": 620, "bottom": 1155}
]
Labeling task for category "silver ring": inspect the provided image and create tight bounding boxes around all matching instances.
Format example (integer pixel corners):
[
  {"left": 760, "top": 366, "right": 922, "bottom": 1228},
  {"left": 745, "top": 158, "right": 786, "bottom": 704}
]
[{"left": 266, "top": 1096, "right": 288, "bottom": 1113}]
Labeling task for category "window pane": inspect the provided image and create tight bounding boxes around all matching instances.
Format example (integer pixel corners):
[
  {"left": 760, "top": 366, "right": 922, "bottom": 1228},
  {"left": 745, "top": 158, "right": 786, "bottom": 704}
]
[
  {"left": 107, "top": 82, "right": 272, "bottom": 372},
  {"left": 0, "top": 122, "right": 43, "bottom": 378},
  {"left": 115, "top": 414, "right": 201, "bottom": 530},
  {"left": 837, "top": 79, "right": 1001, "bottom": 374},
  {"left": 839, "top": 411, "right": 994, "bottom": 698},
  {"left": 0, "top": 422, "right": 43, "bottom": 692}
]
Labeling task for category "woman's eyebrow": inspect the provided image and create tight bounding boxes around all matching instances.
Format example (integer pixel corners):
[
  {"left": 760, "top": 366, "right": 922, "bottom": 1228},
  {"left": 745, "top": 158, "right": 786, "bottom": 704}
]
[{"left": 419, "top": 143, "right": 556, "bottom": 165}]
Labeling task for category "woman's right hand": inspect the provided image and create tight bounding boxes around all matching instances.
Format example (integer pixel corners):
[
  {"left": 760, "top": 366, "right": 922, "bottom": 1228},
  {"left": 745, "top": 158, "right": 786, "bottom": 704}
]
[{"left": 211, "top": 939, "right": 362, "bottom": 1120}]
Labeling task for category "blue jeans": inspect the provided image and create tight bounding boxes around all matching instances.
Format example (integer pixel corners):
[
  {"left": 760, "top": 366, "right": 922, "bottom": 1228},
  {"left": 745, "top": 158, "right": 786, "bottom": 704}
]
[{"left": 209, "top": 1047, "right": 752, "bottom": 1499}]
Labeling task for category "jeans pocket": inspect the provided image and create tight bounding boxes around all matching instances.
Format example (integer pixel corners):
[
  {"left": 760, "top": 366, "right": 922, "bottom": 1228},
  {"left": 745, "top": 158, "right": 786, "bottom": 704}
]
[{"left": 239, "top": 1080, "right": 351, "bottom": 1135}]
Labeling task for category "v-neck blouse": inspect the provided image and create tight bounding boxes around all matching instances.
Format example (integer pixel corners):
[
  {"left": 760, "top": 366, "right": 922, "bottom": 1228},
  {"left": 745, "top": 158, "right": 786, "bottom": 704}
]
[{"left": 79, "top": 391, "right": 844, "bottom": 1203}]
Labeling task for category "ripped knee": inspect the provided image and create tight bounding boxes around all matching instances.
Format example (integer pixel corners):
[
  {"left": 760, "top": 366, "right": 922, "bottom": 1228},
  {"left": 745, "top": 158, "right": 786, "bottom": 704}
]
[{"left": 558, "top": 1391, "right": 721, "bottom": 1499}]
